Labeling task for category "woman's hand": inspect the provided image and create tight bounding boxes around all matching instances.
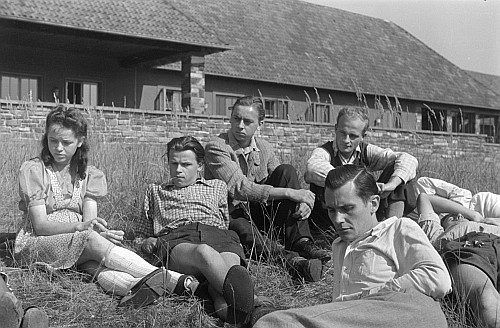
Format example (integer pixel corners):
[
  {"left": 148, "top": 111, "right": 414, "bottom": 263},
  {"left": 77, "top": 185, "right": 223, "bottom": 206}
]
[
  {"left": 77, "top": 218, "right": 107, "bottom": 232},
  {"left": 100, "top": 229, "right": 125, "bottom": 245}
]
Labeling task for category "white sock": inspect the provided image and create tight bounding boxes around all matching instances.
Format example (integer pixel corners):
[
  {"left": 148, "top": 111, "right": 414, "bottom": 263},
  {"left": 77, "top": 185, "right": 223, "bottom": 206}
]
[
  {"left": 102, "top": 246, "right": 188, "bottom": 294},
  {"left": 96, "top": 269, "right": 141, "bottom": 296},
  {"left": 103, "top": 246, "right": 157, "bottom": 278}
]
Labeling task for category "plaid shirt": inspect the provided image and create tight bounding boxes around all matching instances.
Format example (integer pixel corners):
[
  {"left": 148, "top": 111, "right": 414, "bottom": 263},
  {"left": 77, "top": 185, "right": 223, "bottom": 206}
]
[
  {"left": 305, "top": 142, "right": 418, "bottom": 188},
  {"left": 205, "top": 132, "right": 280, "bottom": 213},
  {"left": 135, "top": 178, "right": 229, "bottom": 237}
]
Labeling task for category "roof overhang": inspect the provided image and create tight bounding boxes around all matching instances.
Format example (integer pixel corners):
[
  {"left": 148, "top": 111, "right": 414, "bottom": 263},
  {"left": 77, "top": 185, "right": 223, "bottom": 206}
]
[{"left": 0, "top": 17, "right": 231, "bottom": 67}]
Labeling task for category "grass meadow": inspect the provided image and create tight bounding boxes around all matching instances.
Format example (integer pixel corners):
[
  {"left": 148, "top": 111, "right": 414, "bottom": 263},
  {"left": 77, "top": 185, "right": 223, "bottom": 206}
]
[{"left": 0, "top": 136, "right": 498, "bottom": 328}]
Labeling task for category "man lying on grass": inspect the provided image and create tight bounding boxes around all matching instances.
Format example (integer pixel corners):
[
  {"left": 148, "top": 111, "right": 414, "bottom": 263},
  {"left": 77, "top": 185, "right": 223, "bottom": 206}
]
[
  {"left": 417, "top": 192, "right": 500, "bottom": 328},
  {"left": 252, "top": 165, "right": 451, "bottom": 328},
  {"left": 135, "top": 136, "right": 261, "bottom": 325}
]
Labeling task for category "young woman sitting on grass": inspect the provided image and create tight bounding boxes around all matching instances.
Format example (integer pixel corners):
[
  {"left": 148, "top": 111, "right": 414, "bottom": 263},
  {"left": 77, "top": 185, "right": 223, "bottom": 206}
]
[
  {"left": 14, "top": 105, "right": 197, "bottom": 309},
  {"left": 137, "top": 136, "right": 258, "bottom": 325}
]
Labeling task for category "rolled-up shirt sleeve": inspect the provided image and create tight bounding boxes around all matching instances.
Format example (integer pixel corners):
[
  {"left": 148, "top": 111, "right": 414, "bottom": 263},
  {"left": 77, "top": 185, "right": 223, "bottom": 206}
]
[
  {"left": 205, "top": 138, "right": 273, "bottom": 203},
  {"left": 304, "top": 147, "right": 333, "bottom": 187},
  {"left": 366, "top": 144, "right": 418, "bottom": 183}
]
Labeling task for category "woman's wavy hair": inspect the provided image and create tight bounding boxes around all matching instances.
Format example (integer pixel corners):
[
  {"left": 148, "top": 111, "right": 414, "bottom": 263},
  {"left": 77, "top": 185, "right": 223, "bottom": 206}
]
[{"left": 41, "top": 105, "right": 89, "bottom": 180}]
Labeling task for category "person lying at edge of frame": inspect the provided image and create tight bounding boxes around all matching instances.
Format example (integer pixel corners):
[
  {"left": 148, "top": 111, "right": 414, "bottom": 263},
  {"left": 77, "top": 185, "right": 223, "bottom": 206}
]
[
  {"left": 417, "top": 192, "right": 500, "bottom": 328},
  {"left": 410, "top": 176, "right": 500, "bottom": 228},
  {"left": 135, "top": 136, "right": 268, "bottom": 325},
  {"left": 13, "top": 105, "right": 197, "bottom": 310},
  {"left": 0, "top": 270, "right": 48, "bottom": 328},
  {"left": 251, "top": 164, "right": 451, "bottom": 328}
]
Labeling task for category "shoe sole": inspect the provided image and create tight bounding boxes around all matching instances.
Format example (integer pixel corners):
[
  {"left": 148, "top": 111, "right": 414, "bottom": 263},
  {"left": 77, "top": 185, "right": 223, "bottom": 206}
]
[
  {"left": 0, "top": 292, "right": 21, "bottom": 328},
  {"left": 21, "top": 307, "right": 49, "bottom": 328},
  {"left": 223, "top": 265, "right": 255, "bottom": 324},
  {"left": 119, "top": 268, "right": 165, "bottom": 308},
  {"left": 305, "top": 258, "right": 322, "bottom": 282}
]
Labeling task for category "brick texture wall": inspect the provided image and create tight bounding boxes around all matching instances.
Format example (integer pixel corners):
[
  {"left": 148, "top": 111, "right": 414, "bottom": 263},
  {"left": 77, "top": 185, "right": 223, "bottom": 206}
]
[{"left": 2, "top": 102, "right": 499, "bottom": 164}]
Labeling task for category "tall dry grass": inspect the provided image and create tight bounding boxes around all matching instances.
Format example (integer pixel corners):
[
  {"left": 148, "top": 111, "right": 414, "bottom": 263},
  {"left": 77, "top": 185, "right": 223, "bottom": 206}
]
[{"left": 0, "top": 137, "right": 497, "bottom": 327}]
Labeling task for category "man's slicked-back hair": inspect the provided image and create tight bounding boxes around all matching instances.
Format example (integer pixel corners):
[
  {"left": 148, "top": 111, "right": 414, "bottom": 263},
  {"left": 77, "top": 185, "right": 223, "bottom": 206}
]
[
  {"left": 167, "top": 136, "right": 205, "bottom": 164},
  {"left": 325, "top": 164, "right": 378, "bottom": 203},
  {"left": 335, "top": 106, "right": 370, "bottom": 135},
  {"left": 232, "top": 95, "right": 265, "bottom": 122}
]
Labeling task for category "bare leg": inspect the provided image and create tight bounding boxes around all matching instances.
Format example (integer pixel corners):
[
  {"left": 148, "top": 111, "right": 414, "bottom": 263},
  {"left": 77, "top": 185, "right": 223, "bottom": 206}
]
[
  {"left": 169, "top": 244, "right": 241, "bottom": 320},
  {"left": 449, "top": 263, "right": 500, "bottom": 328},
  {"left": 386, "top": 200, "right": 404, "bottom": 218}
]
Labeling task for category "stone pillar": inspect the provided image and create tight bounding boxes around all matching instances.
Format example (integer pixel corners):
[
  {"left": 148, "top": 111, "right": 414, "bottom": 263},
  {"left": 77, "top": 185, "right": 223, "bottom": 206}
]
[{"left": 181, "top": 56, "right": 205, "bottom": 114}]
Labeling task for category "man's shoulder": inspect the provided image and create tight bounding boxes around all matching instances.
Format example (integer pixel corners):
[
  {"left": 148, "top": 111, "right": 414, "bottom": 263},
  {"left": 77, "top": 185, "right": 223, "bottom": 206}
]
[
  {"left": 377, "top": 216, "right": 420, "bottom": 236},
  {"left": 207, "top": 133, "right": 229, "bottom": 146},
  {"left": 254, "top": 136, "right": 274, "bottom": 150}
]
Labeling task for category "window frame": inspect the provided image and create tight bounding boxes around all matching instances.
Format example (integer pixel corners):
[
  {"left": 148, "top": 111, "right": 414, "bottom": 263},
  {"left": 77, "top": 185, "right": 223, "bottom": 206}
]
[
  {"left": 214, "top": 92, "right": 243, "bottom": 116},
  {"left": 154, "top": 87, "right": 182, "bottom": 111},
  {"left": 1, "top": 73, "right": 41, "bottom": 102},
  {"left": 263, "top": 97, "right": 289, "bottom": 120},
  {"left": 65, "top": 79, "right": 101, "bottom": 107}
]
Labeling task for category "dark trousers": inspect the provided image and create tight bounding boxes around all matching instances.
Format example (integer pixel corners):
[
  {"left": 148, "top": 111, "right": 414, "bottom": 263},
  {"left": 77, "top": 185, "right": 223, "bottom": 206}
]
[
  {"left": 310, "top": 164, "right": 417, "bottom": 232},
  {"left": 230, "top": 164, "right": 313, "bottom": 252}
]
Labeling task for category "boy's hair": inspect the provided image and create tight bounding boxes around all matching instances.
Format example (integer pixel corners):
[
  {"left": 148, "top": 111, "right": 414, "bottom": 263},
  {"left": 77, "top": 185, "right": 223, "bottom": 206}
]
[
  {"left": 325, "top": 164, "right": 378, "bottom": 203},
  {"left": 232, "top": 95, "right": 265, "bottom": 122},
  {"left": 41, "top": 105, "right": 89, "bottom": 180},
  {"left": 335, "top": 106, "right": 370, "bottom": 135},
  {"left": 167, "top": 136, "right": 205, "bottom": 164}
]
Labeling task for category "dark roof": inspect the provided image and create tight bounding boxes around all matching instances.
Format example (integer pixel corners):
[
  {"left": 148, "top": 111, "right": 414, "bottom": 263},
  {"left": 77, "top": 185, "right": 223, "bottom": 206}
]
[
  {"left": 167, "top": 0, "right": 500, "bottom": 110},
  {"left": 466, "top": 70, "right": 500, "bottom": 97},
  {"left": 0, "top": 0, "right": 228, "bottom": 49}
]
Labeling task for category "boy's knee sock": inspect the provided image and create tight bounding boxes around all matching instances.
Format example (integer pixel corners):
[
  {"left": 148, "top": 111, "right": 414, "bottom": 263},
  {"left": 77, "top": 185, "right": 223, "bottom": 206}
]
[
  {"left": 102, "top": 246, "right": 193, "bottom": 295},
  {"left": 96, "top": 269, "right": 141, "bottom": 296},
  {"left": 103, "top": 245, "right": 157, "bottom": 278}
]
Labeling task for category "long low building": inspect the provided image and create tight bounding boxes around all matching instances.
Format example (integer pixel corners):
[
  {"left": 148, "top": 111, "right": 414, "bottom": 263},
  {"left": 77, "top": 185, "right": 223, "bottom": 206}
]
[{"left": 1, "top": 0, "right": 499, "bottom": 142}]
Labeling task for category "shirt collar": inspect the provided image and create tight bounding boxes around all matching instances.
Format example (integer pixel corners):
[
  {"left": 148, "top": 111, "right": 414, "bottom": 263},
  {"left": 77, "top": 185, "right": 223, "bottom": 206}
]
[
  {"left": 332, "top": 216, "right": 398, "bottom": 246},
  {"left": 228, "top": 130, "right": 260, "bottom": 156},
  {"left": 334, "top": 143, "right": 361, "bottom": 163}
]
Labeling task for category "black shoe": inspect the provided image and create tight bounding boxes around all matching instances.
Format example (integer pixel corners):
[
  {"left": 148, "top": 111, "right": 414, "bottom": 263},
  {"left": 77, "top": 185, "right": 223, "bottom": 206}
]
[
  {"left": 243, "top": 296, "right": 278, "bottom": 327},
  {"left": 287, "top": 256, "right": 322, "bottom": 283},
  {"left": 293, "top": 238, "right": 331, "bottom": 263}
]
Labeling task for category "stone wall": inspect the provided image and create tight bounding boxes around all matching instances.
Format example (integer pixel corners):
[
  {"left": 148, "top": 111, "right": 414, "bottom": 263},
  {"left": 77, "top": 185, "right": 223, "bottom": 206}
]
[{"left": 2, "top": 101, "right": 499, "bottom": 164}]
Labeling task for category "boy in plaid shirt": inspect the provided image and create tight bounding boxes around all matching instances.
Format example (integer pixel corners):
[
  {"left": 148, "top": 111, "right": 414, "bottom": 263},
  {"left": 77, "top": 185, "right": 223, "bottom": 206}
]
[{"left": 135, "top": 136, "right": 255, "bottom": 325}]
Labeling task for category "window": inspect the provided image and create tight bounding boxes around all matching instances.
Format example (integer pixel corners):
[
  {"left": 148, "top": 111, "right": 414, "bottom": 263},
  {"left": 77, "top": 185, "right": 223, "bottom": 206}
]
[
  {"left": 479, "top": 114, "right": 499, "bottom": 143},
  {"left": 264, "top": 98, "right": 289, "bottom": 119},
  {"left": 66, "top": 81, "right": 99, "bottom": 106},
  {"left": 1, "top": 74, "right": 39, "bottom": 101},
  {"left": 451, "top": 111, "right": 475, "bottom": 134},
  {"left": 307, "top": 103, "right": 332, "bottom": 123},
  {"left": 154, "top": 88, "right": 181, "bottom": 111},
  {"left": 215, "top": 94, "right": 240, "bottom": 115},
  {"left": 422, "top": 107, "right": 447, "bottom": 132}
]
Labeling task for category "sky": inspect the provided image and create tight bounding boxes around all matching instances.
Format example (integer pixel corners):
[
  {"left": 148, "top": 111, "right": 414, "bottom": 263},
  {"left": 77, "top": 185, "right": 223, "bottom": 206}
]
[{"left": 302, "top": 0, "right": 500, "bottom": 76}]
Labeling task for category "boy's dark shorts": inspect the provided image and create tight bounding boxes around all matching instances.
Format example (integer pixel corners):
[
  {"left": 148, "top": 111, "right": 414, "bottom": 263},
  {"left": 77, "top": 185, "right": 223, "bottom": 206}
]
[
  {"left": 441, "top": 231, "right": 500, "bottom": 289},
  {"left": 377, "top": 164, "right": 417, "bottom": 217},
  {"left": 154, "top": 223, "right": 246, "bottom": 267}
]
